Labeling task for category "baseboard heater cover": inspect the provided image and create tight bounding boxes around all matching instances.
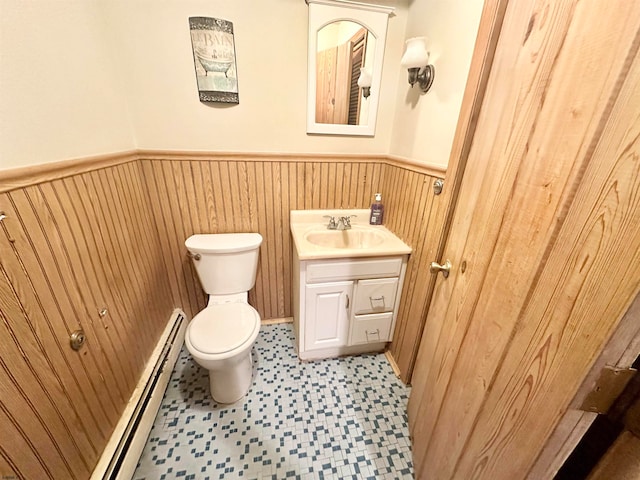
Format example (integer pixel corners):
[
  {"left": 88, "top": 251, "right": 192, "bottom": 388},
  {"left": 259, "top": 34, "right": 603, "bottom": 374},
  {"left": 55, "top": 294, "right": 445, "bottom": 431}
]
[{"left": 91, "top": 309, "right": 187, "bottom": 480}]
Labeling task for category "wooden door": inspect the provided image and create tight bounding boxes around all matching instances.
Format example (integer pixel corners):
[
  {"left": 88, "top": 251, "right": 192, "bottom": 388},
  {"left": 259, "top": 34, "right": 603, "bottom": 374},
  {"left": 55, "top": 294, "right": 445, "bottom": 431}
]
[
  {"left": 304, "top": 281, "right": 353, "bottom": 350},
  {"left": 408, "top": 0, "right": 640, "bottom": 479},
  {"left": 528, "top": 291, "right": 640, "bottom": 478},
  {"left": 315, "top": 43, "right": 350, "bottom": 125}
]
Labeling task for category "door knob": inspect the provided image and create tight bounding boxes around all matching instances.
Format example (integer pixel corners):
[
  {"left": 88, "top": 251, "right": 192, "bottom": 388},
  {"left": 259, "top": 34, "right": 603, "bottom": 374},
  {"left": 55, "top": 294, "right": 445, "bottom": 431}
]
[{"left": 430, "top": 259, "right": 452, "bottom": 278}]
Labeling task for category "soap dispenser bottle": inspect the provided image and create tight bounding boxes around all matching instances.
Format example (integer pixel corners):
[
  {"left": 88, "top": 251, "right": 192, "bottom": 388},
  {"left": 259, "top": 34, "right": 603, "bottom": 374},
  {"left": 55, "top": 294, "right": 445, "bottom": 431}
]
[{"left": 370, "top": 193, "right": 384, "bottom": 225}]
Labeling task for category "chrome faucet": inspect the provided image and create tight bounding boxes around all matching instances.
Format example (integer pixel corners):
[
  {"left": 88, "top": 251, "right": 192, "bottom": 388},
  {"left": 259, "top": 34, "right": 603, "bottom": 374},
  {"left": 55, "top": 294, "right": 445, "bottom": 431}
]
[
  {"left": 340, "top": 215, "right": 354, "bottom": 229},
  {"left": 324, "top": 214, "right": 357, "bottom": 230},
  {"left": 323, "top": 215, "right": 338, "bottom": 230}
]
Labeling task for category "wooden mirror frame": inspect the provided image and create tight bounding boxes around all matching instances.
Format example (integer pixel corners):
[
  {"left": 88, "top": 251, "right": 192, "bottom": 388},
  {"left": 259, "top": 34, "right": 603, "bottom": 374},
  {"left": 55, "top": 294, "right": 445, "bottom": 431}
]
[{"left": 306, "top": 0, "right": 393, "bottom": 136}]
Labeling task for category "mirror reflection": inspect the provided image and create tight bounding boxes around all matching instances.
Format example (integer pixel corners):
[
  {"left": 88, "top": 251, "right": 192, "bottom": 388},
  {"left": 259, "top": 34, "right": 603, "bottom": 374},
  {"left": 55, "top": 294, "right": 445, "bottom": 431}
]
[{"left": 315, "top": 21, "right": 376, "bottom": 126}]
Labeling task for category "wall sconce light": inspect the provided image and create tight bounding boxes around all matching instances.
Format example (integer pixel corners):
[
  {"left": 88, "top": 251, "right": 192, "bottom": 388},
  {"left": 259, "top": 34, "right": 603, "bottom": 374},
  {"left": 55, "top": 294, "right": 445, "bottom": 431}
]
[
  {"left": 400, "top": 37, "right": 435, "bottom": 93},
  {"left": 357, "top": 67, "right": 372, "bottom": 98}
]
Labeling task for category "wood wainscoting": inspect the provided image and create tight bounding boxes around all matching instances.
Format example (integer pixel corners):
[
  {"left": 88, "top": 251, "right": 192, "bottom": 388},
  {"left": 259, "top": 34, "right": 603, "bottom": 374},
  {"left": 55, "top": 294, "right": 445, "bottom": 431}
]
[
  {"left": 0, "top": 159, "right": 175, "bottom": 479},
  {"left": 140, "top": 151, "right": 445, "bottom": 384},
  {"left": 0, "top": 150, "right": 445, "bottom": 477},
  {"left": 382, "top": 161, "right": 445, "bottom": 382},
  {"left": 139, "top": 153, "right": 387, "bottom": 321}
]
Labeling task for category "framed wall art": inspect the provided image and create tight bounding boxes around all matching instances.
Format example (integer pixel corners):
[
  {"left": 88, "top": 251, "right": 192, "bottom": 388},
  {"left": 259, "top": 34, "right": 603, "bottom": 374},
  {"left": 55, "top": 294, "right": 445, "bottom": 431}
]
[{"left": 189, "top": 17, "right": 239, "bottom": 104}]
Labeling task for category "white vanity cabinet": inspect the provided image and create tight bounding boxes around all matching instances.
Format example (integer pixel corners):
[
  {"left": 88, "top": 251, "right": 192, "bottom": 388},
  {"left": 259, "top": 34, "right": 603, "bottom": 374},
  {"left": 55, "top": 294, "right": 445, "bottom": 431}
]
[{"left": 293, "top": 252, "right": 408, "bottom": 361}]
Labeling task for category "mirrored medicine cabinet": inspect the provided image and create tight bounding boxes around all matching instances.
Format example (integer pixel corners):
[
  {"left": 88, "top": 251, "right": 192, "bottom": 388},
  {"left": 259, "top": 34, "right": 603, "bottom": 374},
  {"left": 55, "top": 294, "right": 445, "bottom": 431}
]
[{"left": 306, "top": 0, "right": 393, "bottom": 136}]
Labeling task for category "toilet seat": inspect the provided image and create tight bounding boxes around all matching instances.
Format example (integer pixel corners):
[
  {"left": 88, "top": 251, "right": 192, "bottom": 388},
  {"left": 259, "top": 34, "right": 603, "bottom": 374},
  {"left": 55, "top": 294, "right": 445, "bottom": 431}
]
[{"left": 188, "top": 303, "right": 260, "bottom": 355}]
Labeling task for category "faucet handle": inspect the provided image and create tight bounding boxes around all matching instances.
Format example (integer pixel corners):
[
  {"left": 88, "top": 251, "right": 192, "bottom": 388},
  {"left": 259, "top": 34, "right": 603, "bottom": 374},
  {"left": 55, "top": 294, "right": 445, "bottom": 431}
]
[
  {"left": 323, "top": 215, "right": 338, "bottom": 229},
  {"left": 342, "top": 214, "right": 356, "bottom": 228}
]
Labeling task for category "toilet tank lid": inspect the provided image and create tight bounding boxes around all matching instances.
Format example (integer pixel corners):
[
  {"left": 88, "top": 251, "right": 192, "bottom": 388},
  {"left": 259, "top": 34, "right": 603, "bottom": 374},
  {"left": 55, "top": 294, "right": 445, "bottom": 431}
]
[{"left": 185, "top": 233, "right": 263, "bottom": 254}]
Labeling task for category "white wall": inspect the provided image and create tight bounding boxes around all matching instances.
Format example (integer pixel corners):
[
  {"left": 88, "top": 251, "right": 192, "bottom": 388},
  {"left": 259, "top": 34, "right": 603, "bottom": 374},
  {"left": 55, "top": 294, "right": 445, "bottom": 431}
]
[
  {"left": 0, "top": 0, "right": 481, "bottom": 171},
  {"left": 103, "top": 0, "right": 408, "bottom": 155},
  {"left": 389, "top": 0, "right": 484, "bottom": 169},
  {"left": 0, "top": 0, "right": 135, "bottom": 170}
]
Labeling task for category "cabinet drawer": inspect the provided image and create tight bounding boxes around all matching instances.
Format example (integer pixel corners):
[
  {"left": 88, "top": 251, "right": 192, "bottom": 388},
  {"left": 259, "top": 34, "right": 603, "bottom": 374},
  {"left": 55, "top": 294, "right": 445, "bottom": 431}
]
[
  {"left": 350, "top": 312, "right": 393, "bottom": 345},
  {"left": 353, "top": 277, "right": 398, "bottom": 315},
  {"left": 306, "top": 257, "right": 403, "bottom": 283}
]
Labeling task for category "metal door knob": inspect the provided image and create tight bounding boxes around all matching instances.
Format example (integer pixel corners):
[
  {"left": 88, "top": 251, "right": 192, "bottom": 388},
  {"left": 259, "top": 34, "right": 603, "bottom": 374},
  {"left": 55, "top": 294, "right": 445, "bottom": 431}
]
[{"left": 430, "top": 259, "right": 452, "bottom": 278}]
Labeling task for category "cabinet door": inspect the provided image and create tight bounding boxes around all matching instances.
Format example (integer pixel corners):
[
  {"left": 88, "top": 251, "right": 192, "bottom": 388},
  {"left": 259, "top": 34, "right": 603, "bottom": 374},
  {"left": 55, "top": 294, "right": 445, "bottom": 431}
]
[{"left": 304, "top": 281, "right": 353, "bottom": 351}]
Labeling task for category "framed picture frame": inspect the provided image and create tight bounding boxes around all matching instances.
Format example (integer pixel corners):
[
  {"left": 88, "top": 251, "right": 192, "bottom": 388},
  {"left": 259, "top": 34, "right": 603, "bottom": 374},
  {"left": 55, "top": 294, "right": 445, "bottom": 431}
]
[{"left": 189, "top": 17, "right": 239, "bottom": 104}]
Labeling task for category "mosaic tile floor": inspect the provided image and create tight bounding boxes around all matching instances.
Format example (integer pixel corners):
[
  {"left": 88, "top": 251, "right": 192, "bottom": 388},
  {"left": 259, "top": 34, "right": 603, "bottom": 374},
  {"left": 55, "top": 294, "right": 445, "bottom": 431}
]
[{"left": 133, "top": 323, "right": 413, "bottom": 479}]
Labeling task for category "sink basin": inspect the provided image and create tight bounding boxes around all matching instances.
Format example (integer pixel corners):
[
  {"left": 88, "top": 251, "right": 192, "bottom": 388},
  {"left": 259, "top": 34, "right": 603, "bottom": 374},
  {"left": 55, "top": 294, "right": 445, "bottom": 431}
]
[
  {"left": 304, "top": 228, "right": 386, "bottom": 249},
  {"left": 290, "top": 209, "right": 412, "bottom": 260}
]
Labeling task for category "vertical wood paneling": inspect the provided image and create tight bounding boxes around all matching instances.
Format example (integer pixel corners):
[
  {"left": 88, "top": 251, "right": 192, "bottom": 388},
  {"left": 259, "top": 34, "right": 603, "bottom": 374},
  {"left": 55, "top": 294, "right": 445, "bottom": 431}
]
[
  {"left": 0, "top": 152, "right": 446, "bottom": 478},
  {"left": 38, "top": 180, "right": 128, "bottom": 411},
  {"left": 85, "top": 171, "right": 145, "bottom": 380},
  {"left": 0, "top": 161, "right": 174, "bottom": 479},
  {"left": 382, "top": 164, "right": 443, "bottom": 383},
  {"left": 10, "top": 185, "right": 126, "bottom": 422},
  {"left": 0, "top": 404, "right": 51, "bottom": 479},
  {"left": 147, "top": 158, "right": 394, "bottom": 322},
  {"left": 245, "top": 162, "right": 262, "bottom": 311},
  {"left": 0, "top": 152, "right": 446, "bottom": 479},
  {"left": 0, "top": 256, "right": 93, "bottom": 479},
  {"left": 144, "top": 155, "right": 439, "bottom": 384},
  {"left": 280, "top": 164, "right": 292, "bottom": 318},
  {"left": 141, "top": 160, "right": 182, "bottom": 310},
  {"left": 62, "top": 176, "right": 137, "bottom": 396}
]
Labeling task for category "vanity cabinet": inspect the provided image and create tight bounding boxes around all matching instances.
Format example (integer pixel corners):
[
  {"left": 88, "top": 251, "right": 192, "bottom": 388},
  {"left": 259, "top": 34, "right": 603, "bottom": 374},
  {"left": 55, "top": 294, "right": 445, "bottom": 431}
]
[{"left": 293, "top": 253, "right": 408, "bottom": 361}]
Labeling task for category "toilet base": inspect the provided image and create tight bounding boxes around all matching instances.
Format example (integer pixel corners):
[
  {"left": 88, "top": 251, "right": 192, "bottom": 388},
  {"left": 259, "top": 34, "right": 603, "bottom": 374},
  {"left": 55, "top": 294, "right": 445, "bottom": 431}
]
[{"left": 209, "top": 351, "right": 253, "bottom": 404}]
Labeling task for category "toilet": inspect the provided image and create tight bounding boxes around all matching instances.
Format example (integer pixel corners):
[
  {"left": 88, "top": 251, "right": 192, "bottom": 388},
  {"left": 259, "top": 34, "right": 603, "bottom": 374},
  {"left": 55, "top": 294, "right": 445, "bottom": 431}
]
[{"left": 184, "top": 232, "right": 263, "bottom": 404}]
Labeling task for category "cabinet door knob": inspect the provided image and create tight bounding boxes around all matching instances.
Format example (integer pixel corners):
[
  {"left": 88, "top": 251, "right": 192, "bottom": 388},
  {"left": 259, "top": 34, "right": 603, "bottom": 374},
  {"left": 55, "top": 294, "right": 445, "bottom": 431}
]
[{"left": 345, "top": 294, "right": 350, "bottom": 309}]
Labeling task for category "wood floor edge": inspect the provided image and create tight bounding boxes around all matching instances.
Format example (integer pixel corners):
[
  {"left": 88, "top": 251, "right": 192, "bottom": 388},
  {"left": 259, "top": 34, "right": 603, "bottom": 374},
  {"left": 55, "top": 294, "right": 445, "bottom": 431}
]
[
  {"left": 384, "top": 350, "right": 403, "bottom": 380},
  {"left": 261, "top": 317, "right": 294, "bottom": 326}
]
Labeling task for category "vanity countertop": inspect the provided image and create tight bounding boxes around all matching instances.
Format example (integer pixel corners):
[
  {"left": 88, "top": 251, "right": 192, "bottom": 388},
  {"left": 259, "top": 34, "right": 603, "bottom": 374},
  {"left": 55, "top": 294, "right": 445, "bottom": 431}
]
[{"left": 290, "top": 209, "right": 412, "bottom": 260}]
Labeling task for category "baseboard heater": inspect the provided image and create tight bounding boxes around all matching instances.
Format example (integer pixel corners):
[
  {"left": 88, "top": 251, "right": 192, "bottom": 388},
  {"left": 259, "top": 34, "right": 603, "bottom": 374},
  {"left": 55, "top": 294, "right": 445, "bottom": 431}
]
[{"left": 92, "top": 309, "right": 187, "bottom": 480}]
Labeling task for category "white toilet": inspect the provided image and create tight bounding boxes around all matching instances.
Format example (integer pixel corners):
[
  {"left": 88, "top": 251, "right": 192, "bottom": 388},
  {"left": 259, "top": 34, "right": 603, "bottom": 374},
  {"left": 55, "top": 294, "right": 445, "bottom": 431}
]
[{"left": 184, "top": 232, "right": 263, "bottom": 404}]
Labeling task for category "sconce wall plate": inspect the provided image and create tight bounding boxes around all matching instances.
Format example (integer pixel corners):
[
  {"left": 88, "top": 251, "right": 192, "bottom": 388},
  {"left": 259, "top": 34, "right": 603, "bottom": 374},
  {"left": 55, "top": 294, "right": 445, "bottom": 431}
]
[{"left": 409, "top": 64, "right": 435, "bottom": 93}]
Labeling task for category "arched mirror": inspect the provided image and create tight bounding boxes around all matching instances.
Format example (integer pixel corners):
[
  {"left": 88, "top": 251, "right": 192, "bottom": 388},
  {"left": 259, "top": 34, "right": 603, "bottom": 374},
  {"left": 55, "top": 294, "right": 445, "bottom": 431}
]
[{"left": 307, "top": 0, "right": 393, "bottom": 136}]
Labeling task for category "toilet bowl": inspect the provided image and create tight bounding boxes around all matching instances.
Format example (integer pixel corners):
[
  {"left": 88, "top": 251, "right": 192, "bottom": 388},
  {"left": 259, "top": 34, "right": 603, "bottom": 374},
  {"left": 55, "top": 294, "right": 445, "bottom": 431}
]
[
  {"left": 185, "top": 301, "right": 261, "bottom": 403},
  {"left": 184, "top": 232, "right": 263, "bottom": 403}
]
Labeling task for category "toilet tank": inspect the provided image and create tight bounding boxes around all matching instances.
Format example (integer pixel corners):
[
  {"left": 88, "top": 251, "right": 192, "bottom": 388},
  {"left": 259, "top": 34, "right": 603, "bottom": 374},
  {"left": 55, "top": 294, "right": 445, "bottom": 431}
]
[{"left": 185, "top": 233, "right": 263, "bottom": 295}]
